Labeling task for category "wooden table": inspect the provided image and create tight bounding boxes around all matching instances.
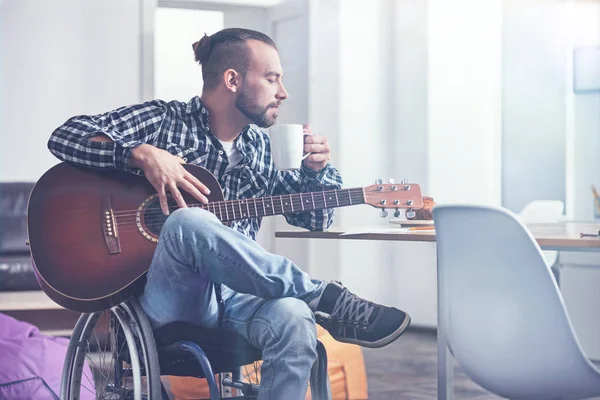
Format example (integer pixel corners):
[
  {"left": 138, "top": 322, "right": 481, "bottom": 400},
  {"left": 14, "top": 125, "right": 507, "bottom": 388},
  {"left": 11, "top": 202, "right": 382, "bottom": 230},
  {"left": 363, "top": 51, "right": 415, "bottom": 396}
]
[
  {"left": 275, "top": 221, "right": 600, "bottom": 399},
  {"left": 275, "top": 221, "right": 600, "bottom": 251}
]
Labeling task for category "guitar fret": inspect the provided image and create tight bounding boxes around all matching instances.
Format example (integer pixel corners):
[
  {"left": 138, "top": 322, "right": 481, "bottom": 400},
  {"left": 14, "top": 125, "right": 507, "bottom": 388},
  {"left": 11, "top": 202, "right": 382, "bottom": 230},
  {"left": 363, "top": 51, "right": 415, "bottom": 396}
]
[
  {"left": 311, "top": 193, "right": 316, "bottom": 209},
  {"left": 261, "top": 198, "right": 266, "bottom": 217},
  {"left": 231, "top": 201, "right": 236, "bottom": 220},
  {"left": 348, "top": 190, "right": 352, "bottom": 205},
  {"left": 280, "top": 195, "right": 284, "bottom": 214},
  {"left": 299, "top": 193, "right": 304, "bottom": 211},
  {"left": 334, "top": 191, "right": 340, "bottom": 207},
  {"left": 218, "top": 202, "right": 223, "bottom": 220},
  {"left": 322, "top": 192, "right": 327, "bottom": 208},
  {"left": 238, "top": 201, "right": 243, "bottom": 219},
  {"left": 289, "top": 194, "right": 294, "bottom": 212},
  {"left": 253, "top": 199, "right": 258, "bottom": 218}
]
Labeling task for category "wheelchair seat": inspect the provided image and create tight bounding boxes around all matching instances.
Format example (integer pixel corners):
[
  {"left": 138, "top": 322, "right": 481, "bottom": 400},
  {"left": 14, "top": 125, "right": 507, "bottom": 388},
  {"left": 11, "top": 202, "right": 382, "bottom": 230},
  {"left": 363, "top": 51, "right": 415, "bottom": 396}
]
[{"left": 154, "top": 321, "right": 262, "bottom": 377}]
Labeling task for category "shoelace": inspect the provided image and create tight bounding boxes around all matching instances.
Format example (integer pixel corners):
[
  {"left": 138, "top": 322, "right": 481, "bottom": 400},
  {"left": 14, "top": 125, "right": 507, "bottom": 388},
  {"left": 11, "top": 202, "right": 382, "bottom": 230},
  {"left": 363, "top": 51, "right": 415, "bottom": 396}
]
[{"left": 330, "top": 289, "right": 376, "bottom": 327}]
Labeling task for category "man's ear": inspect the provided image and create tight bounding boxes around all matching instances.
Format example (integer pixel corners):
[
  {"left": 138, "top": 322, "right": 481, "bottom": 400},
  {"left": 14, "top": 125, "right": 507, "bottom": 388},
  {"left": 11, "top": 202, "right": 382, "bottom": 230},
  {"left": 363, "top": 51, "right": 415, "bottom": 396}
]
[{"left": 223, "top": 69, "right": 241, "bottom": 93}]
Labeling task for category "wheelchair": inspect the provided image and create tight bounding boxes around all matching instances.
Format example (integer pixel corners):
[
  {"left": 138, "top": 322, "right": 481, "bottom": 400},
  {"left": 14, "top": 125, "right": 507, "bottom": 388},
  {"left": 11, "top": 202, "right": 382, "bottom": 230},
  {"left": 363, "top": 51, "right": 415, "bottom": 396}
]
[{"left": 60, "top": 297, "right": 332, "bottom": 400}]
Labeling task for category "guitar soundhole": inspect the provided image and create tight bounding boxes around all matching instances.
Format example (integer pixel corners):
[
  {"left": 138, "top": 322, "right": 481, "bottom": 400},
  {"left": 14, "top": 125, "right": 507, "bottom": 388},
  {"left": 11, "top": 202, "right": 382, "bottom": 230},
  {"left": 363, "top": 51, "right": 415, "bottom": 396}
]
[{"left": 143, "top": 198, "right": 177, "bottom": 237}]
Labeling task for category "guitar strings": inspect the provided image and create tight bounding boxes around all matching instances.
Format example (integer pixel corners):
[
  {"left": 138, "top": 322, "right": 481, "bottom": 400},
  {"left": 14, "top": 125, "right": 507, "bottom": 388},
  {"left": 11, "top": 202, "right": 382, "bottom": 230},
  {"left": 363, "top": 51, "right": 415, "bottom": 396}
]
[
  {"left": 113, "top": 194, "right": 367, "bottom": 227},
  {"left": 111, "top": 188, "right": 367, "bottom": 219},
  {"left": 113, "top": 193, "right": 366, "bottom": 232},
  {"left": 111, "top": 191, "right": 366, "bottom": 232},
  {"left": 112, "top": 194, "right": 365, "bottom": 235},
  {"left": 111, "top": 188, "right": 366, "bottom": 218},
  {"left": 113, "top": 194, "right": 367, "bottom": 223}
]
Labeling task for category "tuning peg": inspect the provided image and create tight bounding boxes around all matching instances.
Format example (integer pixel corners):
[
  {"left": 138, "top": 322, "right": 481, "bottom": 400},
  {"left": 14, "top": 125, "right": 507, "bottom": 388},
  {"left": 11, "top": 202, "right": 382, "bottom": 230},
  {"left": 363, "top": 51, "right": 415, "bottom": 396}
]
[
  {"left": 406, "top": 210, "right": 416, "bottom": 219},
  {"left": 394, "top": 209, "right": 401, "bottom": 218},
  {"left": 375, "top": 179, "right": 383, "bottom": 184},
  {"left": 380, "top": 209, "right": 388, "bottom": 218},
  {"left": 388, "top": 178, "right": 395, "bottom": 184}
]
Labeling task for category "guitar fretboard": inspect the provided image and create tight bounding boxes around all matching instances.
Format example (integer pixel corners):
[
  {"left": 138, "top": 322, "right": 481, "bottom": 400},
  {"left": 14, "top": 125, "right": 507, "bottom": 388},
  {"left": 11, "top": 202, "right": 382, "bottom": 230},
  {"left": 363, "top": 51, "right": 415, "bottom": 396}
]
[{"left": 192, "top": 188, "right": 365, "bottom": 222}]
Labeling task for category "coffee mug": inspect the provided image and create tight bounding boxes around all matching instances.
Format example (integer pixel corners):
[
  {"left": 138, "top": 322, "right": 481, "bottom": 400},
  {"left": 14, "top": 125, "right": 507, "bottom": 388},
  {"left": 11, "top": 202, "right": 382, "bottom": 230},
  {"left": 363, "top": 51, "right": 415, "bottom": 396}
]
[{"left": 268, "top": 124, "right": 312, "bottom": 170}]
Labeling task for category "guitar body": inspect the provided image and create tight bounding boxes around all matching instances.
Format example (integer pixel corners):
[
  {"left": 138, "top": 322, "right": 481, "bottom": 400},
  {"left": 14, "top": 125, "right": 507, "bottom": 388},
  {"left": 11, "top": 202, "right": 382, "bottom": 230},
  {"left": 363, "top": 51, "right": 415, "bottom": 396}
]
[{"left": 27, "top": 162, "right": 225, "bottom": 312}]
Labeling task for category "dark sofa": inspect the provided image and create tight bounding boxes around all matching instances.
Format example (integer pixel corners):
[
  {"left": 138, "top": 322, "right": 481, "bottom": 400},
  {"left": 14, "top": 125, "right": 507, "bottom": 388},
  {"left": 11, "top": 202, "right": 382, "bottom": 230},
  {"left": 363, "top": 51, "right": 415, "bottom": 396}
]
[{"left": 0, "top": 182, "right": 40, "bottom": 292}]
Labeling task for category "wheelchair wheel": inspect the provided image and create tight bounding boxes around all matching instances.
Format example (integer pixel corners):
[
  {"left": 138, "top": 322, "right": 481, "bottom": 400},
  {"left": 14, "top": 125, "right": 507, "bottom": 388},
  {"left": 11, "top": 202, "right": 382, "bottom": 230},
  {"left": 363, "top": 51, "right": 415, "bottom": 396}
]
[{"left": 61, "top": 299, "right": 162, "bottom": 400}]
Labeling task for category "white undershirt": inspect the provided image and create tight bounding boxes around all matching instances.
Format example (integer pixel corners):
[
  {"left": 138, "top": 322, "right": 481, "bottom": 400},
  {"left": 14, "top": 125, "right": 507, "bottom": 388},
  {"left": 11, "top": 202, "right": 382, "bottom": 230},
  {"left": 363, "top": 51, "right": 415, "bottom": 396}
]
[{"left": 218, "top": 139, "right": 243, "bottom": 173}]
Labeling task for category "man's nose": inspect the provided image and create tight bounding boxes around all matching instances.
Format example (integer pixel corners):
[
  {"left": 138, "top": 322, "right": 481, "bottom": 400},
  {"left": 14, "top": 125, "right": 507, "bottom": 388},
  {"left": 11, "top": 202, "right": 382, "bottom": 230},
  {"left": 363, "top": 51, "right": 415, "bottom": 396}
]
[{"left": 277, "top": 83, "right": 288, "bottom": 101}]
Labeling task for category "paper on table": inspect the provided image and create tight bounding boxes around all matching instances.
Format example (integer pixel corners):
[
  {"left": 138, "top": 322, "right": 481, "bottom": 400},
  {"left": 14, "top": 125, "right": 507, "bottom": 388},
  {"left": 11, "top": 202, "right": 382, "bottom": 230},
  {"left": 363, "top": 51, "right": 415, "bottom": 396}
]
[{"left": 338, "top": 227, "right": 435, "bottom": 235}]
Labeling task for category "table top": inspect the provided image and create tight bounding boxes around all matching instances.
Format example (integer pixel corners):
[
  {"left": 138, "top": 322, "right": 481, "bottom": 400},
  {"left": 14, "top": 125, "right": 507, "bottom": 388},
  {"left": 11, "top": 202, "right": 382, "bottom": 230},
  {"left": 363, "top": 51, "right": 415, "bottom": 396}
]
[{"left": 275, "top": 221, "right": 600, "bottom": 251}]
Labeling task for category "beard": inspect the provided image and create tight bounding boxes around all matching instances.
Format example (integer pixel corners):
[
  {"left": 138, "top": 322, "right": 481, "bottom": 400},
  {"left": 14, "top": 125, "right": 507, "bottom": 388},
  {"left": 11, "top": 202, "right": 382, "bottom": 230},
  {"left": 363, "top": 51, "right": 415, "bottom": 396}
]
[{"left": 235, "top": 88, "right": 279, "bottom": 128}]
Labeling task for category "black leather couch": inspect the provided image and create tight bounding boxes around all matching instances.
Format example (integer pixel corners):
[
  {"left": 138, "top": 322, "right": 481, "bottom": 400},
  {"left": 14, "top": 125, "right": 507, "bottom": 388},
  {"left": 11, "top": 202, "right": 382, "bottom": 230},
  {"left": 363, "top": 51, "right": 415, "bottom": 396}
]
[{"left": 0, "top": 182, "right": 40, "bottom": 291}]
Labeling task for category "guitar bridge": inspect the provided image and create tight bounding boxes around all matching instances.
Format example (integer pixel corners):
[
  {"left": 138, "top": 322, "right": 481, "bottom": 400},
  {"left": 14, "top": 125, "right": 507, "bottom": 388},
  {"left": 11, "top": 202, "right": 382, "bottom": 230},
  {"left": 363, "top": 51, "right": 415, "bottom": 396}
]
[{"left": 102, "top": 195, "right": 121, "bottom": 254}]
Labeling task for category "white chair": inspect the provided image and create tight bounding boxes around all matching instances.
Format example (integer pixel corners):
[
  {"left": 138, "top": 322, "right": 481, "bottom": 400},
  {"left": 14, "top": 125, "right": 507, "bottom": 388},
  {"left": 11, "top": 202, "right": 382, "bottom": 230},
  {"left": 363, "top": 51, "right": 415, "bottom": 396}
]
[
  {"left": 519, "top": 200, "right": 565, "bottom": 268},
  {"left": 519, "top": 200, "right": 565, "bottom": 224},
  {"left": 433, "top": 204, "right": 600, "bottom": 399}
]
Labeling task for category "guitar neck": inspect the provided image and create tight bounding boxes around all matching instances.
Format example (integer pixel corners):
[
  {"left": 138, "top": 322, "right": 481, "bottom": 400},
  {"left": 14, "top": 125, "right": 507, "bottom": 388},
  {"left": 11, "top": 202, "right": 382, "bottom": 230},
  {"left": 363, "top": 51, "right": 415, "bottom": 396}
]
[{"left": 193, "top": 188, "right": 365, "bottom": 223}]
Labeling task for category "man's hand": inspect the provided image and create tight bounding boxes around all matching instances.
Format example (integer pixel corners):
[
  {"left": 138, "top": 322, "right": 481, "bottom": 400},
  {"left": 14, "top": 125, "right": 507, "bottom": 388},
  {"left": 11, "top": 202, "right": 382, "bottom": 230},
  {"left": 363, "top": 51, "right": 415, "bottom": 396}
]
[
  {"left": 302, "top": 124, "right": 331, "bottom": 172},
  {"left": 131, "top": 144, "right": 210, "bottom": 215}
]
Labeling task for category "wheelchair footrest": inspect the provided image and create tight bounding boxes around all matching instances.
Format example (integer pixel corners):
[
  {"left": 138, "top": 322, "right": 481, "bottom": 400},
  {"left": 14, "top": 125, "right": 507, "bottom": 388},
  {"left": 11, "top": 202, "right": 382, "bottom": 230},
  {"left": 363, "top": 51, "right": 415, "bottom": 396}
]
[{"left": 222, "top": 377, "right": 260, "bottom": 396}]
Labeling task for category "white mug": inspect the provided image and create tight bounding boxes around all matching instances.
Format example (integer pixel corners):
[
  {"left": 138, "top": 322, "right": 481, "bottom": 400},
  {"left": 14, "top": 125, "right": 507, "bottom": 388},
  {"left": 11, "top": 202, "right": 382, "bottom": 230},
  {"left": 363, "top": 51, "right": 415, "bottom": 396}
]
[{"left": 268, "top": 124, "right": 312, "bottom": 170}]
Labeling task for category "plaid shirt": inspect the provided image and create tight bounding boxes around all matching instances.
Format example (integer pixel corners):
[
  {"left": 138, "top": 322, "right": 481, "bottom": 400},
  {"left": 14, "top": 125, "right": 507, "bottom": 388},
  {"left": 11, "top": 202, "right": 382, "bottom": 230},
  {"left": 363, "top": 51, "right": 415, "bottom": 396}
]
[{"left": 48, "top": 96, "right": 343, "bottom": 240}]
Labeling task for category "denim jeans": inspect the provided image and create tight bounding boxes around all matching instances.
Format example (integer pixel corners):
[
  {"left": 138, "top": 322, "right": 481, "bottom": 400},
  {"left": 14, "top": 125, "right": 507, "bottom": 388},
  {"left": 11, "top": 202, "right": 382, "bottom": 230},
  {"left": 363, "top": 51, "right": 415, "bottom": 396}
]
[{"left": 138, "top": 207, "right": 325, "bottom": 400}]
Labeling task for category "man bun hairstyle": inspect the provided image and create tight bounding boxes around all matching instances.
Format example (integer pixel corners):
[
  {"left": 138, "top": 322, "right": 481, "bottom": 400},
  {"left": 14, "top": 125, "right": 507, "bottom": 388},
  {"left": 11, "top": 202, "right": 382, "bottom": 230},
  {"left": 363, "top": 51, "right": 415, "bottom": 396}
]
[
  {"left": 192, "top": 28, "right": 277, "bottom": 91},
  {"left": 192, "top": 33, "right": 212, "bottom": 64}
]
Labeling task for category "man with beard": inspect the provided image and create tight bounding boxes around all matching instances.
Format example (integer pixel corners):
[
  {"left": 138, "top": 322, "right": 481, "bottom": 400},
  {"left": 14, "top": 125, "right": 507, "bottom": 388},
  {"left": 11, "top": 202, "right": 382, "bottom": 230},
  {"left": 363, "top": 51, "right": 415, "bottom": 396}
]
[{"left": 48, "top": 28, "right": 412, "bottom": 400}]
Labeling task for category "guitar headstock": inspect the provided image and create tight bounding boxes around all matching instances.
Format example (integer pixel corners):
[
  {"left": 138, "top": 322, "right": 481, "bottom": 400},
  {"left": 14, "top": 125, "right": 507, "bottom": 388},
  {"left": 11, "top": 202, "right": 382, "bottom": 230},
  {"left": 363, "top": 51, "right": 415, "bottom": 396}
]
[{"left": 363, "top": 179, "right": 423, "bottom": 218}]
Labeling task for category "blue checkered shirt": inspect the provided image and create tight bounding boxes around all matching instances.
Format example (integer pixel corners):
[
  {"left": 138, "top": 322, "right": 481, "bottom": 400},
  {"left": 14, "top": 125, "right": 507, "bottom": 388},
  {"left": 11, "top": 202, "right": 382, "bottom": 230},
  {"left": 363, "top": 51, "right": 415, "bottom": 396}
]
[{"left": 48, "top": 96, "right": 343, "bottom": 239}]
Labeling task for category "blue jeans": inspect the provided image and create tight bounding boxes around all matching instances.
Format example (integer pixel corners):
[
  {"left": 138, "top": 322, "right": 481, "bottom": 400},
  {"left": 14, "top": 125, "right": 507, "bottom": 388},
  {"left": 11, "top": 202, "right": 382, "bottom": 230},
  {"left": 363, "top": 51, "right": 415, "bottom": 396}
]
[{"left": 138, "top": 208, "right": 325, "bottom": 400}]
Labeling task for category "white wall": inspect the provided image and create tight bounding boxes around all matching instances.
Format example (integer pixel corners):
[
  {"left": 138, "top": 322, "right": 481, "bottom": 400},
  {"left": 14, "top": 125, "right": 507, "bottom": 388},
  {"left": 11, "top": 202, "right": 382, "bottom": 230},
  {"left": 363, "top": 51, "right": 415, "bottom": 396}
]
[
  {"left": 566, "top": 1, "right": 600, "bottom": 220},
  {"left": 501, "top": 0, "right": 567, "bottom": 213},
  {"left": 333, "top": 0, "right": 398, "bottom": 303},
  {"left": 154, "top": 8, "right": 224, "bottom": 102},
  {"left": 389, "top": 0, "right": 437, "bottom": 327},
  {"left": 0, "top": 0, "right": 142, "bottom": 182},
  {"left": 427, "top": 0, "right": 503, "bottom": 206},
  {"left": 560, "top": 0, "right": 600, "bottom": 360}
]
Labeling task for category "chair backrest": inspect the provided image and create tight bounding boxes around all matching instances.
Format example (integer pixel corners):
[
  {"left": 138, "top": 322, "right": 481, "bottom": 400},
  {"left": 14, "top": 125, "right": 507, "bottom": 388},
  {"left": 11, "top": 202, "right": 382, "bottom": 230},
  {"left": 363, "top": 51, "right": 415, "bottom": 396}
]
[
  {"left": 433, "top": 205, "right": 600, "bottom": 399},
  {"left": 519, "top": 200, "right": 564, "bottom": 267}
]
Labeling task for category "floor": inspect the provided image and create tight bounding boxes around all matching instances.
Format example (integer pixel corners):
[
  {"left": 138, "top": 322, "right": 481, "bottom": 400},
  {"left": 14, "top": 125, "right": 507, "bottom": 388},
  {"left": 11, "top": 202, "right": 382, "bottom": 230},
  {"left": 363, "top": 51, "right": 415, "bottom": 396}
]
[{"left": 362, "top": 327, "right": 600, "bottom": 400}]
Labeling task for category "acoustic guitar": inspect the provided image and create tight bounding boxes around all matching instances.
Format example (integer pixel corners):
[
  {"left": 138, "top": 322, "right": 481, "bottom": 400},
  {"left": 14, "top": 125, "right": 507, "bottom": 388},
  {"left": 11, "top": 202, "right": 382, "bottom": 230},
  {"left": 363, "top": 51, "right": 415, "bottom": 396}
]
[{"left": 27, "top": 162, "right": 423, "bottom": 312}]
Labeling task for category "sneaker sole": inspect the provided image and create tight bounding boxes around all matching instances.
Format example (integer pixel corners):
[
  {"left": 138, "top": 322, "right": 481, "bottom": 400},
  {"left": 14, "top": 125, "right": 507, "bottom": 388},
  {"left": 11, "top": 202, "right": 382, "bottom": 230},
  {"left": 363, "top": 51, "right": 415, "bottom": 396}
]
[{"left": 333, "top": 314, "right": 411, "bottom": 349}]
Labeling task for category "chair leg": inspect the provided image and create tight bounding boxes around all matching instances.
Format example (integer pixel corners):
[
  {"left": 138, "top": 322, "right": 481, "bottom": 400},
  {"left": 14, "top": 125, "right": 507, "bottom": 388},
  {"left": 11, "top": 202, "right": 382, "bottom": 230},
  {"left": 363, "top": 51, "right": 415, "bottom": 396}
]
[
  {"left": 310, "top": 340, "right": 332, "bottom": 400},
  {"left": 552, "top": 265, "right": 561, "bottom": 287},
  {"left": 177, "top": 341, "right": 220, "bottom": 400}
]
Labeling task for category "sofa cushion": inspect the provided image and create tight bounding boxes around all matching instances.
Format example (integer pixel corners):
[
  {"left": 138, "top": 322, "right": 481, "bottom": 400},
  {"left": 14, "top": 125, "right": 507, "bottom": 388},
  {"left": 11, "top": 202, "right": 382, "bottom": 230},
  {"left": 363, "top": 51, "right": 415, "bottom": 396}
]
[
  {"left": 0, "top": 254, "right": 39, "bottom": 291},
  {"left": 0, "top": 182, "right": 34, "bottom": 254}
]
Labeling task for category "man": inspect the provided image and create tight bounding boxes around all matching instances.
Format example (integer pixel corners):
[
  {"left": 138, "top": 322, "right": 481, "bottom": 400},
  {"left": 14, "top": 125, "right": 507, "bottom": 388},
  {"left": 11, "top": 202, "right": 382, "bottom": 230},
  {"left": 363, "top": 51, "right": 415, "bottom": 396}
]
[{"left": 48, "top": 28, "right": 412, "bottom": 399}]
